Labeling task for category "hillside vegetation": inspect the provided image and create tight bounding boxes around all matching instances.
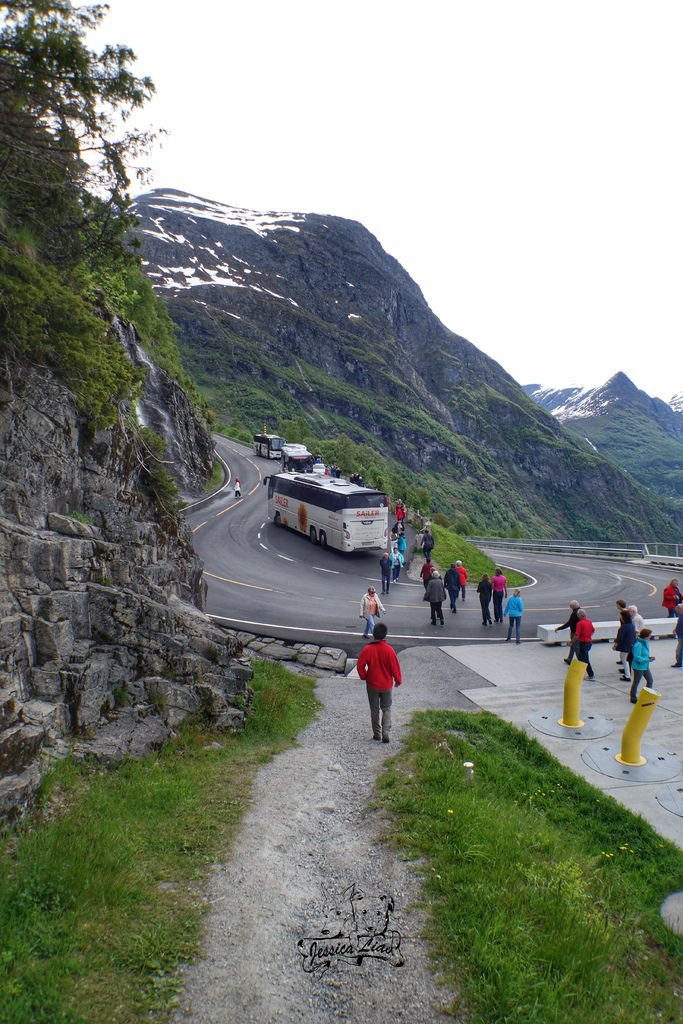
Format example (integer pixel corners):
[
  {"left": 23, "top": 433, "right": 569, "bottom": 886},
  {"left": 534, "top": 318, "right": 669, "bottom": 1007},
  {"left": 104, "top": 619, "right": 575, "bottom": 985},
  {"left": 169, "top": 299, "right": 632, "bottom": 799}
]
[
  {"left": 0, "top": 1, "right": 192, "bottom": 428},
  {"left": 132, "top": 190, "right": 682, "bottom": 542}
]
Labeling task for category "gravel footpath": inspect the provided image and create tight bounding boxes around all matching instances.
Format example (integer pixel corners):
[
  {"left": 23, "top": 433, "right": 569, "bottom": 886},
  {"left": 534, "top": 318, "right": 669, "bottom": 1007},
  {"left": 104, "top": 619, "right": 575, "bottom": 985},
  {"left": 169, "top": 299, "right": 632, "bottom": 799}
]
[{"left": 174, "top": 647, "right": 494, "bottom": 1024}]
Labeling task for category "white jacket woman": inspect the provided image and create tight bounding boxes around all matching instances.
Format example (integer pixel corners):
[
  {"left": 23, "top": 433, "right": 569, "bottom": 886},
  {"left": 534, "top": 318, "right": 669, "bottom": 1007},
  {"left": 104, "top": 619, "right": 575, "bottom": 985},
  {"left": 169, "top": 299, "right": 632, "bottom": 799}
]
[{"left": 359, "top": 587, "right": 386, "bottom": 639}]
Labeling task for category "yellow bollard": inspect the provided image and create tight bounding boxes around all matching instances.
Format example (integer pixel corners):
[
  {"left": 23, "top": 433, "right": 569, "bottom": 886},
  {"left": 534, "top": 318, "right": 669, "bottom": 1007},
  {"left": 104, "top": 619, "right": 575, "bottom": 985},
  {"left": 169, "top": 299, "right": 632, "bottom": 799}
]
[
  {"left": 558, "top": 658, "right": 587, "bottom": 728},
  {"left": 616, "top": 687, "right": 661, "bottom": 766}
]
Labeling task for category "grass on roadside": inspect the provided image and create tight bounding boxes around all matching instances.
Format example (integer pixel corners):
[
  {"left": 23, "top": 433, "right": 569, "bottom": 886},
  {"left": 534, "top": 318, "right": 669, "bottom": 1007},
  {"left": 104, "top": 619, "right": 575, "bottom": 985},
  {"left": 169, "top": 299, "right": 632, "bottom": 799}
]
[
  {"left": 416, "top": 523, "right": 527, "bottom": 588},
  {"left": 0, "top": 660, "right": 320, "bottom": 1024},
  {"left": 377, "top": 710, "right": 683, "bottom": 1024}
]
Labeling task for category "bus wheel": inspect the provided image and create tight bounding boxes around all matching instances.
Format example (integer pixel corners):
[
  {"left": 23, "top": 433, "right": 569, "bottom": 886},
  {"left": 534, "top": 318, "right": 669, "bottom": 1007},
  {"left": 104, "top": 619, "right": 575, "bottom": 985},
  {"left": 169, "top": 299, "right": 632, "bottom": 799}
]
[
  {"left": 274, "top": 512, "right": 281, "bottom": 526},
  {"left": 309, "top": 526, "right": 317, "bottom": 544},
  {"left": 319, "top": 530, "right": 327, "bottom": 549}
]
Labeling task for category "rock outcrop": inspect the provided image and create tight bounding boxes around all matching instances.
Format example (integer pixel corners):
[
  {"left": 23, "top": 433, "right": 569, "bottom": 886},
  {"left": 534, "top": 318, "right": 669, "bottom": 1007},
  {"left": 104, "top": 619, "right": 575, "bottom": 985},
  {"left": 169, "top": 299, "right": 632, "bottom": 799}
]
[{"left": 0, "top": 334, "right": 251, "bottom": 821}]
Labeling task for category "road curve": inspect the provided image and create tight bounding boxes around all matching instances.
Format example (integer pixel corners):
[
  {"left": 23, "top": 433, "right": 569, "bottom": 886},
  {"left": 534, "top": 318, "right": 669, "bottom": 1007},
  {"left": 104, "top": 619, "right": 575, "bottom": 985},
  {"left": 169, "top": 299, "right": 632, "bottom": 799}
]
[{"left": 184, "top": 438, "right": 671, "bottom": 655}]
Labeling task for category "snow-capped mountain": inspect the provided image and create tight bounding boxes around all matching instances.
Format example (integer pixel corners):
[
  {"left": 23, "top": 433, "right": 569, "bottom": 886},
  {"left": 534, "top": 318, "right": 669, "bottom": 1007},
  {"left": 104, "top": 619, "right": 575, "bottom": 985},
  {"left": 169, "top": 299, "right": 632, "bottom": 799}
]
[
  {"left": 523, "top": 373, "right": 683, "bottom": 501},
  {"left": 523, "top": 374, "right": 683, "bottom": 427}
]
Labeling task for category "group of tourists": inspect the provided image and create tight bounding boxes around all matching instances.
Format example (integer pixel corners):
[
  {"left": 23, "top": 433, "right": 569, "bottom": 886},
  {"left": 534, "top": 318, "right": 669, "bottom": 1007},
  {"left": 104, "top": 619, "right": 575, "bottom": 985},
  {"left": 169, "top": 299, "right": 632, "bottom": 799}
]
[
  {"left": 554, "top": 590, "right": 683, "bottom": 703},
  {"left": 354, "top": 567, "right": 683, "bottom": 749},
  {"left": 475, "top": 567, "right": 524, "bottom": 642}
]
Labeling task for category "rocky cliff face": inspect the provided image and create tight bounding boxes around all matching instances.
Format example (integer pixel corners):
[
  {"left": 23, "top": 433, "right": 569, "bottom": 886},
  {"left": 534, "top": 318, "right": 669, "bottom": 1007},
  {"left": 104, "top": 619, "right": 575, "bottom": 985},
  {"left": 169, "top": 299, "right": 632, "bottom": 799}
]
[
  {"left": 130, "top": 189, "right": 681, "bottom": 540},
  {"left": 0, "top": 328, "right": 251, "bottom": 821}
]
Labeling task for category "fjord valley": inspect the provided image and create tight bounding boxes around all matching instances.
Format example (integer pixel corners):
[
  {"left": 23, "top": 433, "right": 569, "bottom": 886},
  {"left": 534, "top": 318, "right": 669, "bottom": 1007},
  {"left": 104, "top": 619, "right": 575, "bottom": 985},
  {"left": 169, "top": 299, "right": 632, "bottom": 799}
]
[{"left": 131, "top": 189, "right": 681, "bottom": 541}]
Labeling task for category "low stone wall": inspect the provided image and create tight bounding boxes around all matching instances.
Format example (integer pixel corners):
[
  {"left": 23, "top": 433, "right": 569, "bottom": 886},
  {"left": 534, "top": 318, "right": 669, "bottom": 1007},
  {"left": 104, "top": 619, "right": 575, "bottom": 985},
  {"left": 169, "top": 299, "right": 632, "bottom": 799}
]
[{"left": 230, "top": 631, "right": 348, "bottom": 674}]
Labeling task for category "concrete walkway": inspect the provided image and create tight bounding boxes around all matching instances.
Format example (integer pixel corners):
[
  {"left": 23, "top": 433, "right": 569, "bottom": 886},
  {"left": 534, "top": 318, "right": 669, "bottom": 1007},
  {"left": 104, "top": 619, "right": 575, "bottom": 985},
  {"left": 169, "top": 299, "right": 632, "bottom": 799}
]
[{"left": 439, "top": 639, "right": 683, "bottom": 848}]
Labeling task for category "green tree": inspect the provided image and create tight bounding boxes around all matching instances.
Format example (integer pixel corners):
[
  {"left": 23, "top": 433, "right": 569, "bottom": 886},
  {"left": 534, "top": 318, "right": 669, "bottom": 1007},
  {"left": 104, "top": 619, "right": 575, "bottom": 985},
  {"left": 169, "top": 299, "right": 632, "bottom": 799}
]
[
  {"left": 0, "top": 2, "right": 161, "bottom": 428},
  {"left": 0, "top": 0, "right": 154, "bottom": 265}
]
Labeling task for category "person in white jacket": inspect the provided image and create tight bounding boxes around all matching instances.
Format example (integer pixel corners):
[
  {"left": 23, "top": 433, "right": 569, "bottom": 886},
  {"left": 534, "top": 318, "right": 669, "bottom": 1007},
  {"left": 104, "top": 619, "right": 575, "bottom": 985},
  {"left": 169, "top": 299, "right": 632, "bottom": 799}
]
[{"left": 359, "top": 586, "right": 385, "bottom": 639}]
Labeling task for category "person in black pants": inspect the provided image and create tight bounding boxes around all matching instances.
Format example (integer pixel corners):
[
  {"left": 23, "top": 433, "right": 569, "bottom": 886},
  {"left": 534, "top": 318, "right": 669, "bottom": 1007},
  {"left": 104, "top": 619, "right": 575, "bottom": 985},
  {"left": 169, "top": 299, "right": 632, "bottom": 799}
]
[{"left": 477, "top": 573, "right": 493, "bottom": 625}]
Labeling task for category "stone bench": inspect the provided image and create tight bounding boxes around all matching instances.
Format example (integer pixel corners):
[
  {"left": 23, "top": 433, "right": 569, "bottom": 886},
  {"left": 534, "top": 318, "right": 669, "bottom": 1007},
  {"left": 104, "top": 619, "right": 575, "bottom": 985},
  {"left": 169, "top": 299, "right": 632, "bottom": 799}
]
[{"left": 537, "top": 618, "right": 677, "bottom": 644}]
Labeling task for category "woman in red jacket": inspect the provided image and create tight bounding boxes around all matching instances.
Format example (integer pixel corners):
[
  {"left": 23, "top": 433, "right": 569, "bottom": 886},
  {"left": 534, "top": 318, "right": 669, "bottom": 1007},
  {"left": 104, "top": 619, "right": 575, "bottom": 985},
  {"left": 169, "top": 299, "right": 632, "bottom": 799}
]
[{"left": 662, "top": 578, "right": 682, "bottom": 618}]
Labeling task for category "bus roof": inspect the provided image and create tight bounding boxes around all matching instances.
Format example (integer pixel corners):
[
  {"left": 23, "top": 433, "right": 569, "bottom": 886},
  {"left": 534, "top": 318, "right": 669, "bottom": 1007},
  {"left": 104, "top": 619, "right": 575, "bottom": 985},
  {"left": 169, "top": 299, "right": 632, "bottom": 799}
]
[{"left": 275, "top": 473, "right": 385, "bottom": 496}]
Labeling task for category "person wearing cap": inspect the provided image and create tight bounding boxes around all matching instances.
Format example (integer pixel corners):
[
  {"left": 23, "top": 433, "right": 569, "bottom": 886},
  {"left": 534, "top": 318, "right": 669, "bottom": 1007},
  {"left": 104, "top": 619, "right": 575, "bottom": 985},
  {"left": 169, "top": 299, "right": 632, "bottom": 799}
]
[
  {"left": 356, "top": 622, "right": 402, "bottom": 742},
  {"left": 359, "top": 585, "right": 385, "bottom": 639},
  {"left": 425, "top": 569, "right": 446, "bottom": 626}
]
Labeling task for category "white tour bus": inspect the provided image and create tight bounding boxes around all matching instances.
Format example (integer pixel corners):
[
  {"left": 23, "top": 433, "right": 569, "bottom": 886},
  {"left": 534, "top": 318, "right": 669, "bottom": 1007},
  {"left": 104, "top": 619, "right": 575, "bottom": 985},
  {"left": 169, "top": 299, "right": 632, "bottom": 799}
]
[
  {"left": 264, "top": 473, "right": 388, "bottom": 552},
  {"left": 280, "top": 443, "right": 314, "bottom": 473},
  {"left": 253, "top": 433, "right": 285, "bottom": 459}
]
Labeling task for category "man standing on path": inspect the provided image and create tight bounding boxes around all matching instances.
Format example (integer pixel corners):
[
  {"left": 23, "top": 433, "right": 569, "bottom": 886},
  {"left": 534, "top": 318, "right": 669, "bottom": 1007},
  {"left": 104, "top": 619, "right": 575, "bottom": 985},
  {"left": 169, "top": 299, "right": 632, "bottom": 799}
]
[
  {"left": 555, "top": 600, "right": 581, "bottom": 663},
  {"left": 356, "top": 622, "right": 402, "bottom": 743},
  {"left": 575, "top": 609, "right": 595, "bottom": 679}
]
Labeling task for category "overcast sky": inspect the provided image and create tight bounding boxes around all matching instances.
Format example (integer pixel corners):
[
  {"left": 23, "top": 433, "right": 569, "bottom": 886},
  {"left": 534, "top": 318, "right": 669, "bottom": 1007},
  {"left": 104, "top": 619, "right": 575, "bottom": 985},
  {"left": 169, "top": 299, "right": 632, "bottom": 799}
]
[{"left": 93, "top": 1, "right": 682, "bottom": 402}]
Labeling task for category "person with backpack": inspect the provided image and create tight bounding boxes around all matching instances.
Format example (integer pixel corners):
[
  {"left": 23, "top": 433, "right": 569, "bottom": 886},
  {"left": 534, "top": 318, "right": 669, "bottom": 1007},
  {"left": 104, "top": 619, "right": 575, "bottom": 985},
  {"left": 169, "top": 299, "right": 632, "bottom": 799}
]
[
  {"left": 422, "top": 527, "right": 434, "bottom": 559},
  {"left": 630, "top": 628, "right": 655, "bottom": 703},
  {"left": 390, "top": 545, "right": 404, "bottom": 582}
]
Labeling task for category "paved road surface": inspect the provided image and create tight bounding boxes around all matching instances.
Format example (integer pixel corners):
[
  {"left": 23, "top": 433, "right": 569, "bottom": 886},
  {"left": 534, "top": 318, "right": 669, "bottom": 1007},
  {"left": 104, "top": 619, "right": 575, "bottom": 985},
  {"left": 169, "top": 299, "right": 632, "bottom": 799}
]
[{"left": 186, "top": 437, "right": 674, "bottom": 655}]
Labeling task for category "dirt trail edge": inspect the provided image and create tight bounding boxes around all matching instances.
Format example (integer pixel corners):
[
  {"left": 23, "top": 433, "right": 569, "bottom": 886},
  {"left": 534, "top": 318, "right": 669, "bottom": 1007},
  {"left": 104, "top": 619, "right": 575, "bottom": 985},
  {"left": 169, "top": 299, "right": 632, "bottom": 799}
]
[{"left": 174, "top": 646, "right": 493, "bottom": 1024}]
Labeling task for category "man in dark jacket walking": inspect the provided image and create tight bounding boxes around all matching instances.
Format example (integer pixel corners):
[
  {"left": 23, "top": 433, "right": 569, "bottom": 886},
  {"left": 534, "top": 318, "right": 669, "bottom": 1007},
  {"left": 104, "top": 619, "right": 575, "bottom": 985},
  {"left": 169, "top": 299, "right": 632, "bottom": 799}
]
[
  {"left": 444, "top": 563, "right": 460, "bottom": 612},
  {"left": 379, "top": 552, "right": 392, "bottom": 594}
]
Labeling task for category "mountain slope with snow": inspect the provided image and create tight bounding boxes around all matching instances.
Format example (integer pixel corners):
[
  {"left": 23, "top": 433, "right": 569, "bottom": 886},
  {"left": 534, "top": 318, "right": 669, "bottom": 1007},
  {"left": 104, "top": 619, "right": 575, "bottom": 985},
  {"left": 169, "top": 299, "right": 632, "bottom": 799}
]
[
  {"left": 524, "top": 374, "right": 683, "bottom": 501},
  {"left": 130, "top": 189, "right": 681, "bottom": 538}
]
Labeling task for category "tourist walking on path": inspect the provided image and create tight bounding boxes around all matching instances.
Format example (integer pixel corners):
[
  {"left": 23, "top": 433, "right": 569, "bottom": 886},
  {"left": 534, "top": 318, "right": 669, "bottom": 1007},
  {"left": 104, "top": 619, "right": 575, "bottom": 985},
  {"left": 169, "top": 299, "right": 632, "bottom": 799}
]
[
  {"left": 630, "top": 628, "right": 655, "bottom": 703},
  {"left": 359, "top": 585, "right": 385, "bottom": 639},
  {"left": 379, "top": 552, "right": 392, "bottom": 594},
  {"left": 504, "top": 589, "right": 524, "bottom": 643},
  {"left": 444, "top": 563, "right": 460, "bottom": 612},
  {"left": 391, "top": 546, "right": 404, "bottom": 582},
  {"left": 477, "top": 573, "right": 493, "bottom": 626},
  {"left": 555, "top": 600, "right": 581, "bottom": 664},
  {"left": 662, "top": 578, "right": 682, "bottom": 617},
  {"left": 491, "top": 568, "right": 508, "bottom": 623},
  {"left": 425, "top": 570, "right": 446, "bottom": 626},
  {"left": 575, "top": 609, "right": 595, "bottom": 679},
  {"left": 420, "top": 557, "right": 434, "bottom": 590},
  {"left": 456, "top": 560, "right": 468, "bottom": 602},
  {"left": 671, "top": 603, "right": 683, "bottom": 668},
  {"left": 422, "top": 527, "right": 434, "bottom": 559},
  {"left": 356, "top": 622, "right": 402, "bottom": 742},
  {"left": 613, "top": 609, "right": 636, "bottom": 682},
  {"left": 396, "top": 531, "right": 407, "bottom": 558},
  {"left": 628, "top": 605, "right": 644, "bottom": 632}
]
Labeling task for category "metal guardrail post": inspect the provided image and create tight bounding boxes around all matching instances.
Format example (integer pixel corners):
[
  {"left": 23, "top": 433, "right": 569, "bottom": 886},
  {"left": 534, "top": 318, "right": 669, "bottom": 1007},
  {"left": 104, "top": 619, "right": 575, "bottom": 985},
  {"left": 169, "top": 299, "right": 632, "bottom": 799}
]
[
  {"left": 558, "top": 659, "right": 587, "bottom": 728},
  {"left": 616, "top": 687, "right": 661, "bottom": 767}
]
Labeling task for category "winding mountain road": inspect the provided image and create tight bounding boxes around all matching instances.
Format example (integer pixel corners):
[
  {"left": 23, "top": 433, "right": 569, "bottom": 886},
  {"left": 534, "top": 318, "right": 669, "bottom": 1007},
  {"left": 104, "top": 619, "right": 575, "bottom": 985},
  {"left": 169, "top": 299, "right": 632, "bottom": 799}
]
[{"left": 184, "top": 438, "right": 669, "bottom": 655}]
